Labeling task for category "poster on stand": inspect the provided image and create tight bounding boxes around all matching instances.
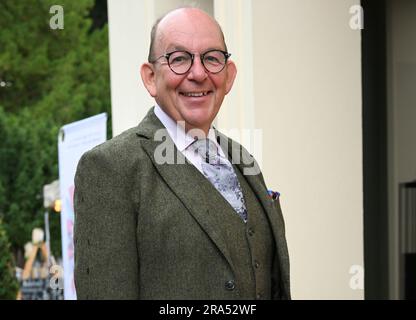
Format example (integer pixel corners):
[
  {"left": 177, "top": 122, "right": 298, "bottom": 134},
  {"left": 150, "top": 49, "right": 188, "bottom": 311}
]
[{"left": 58, "top": 113, "right": 107, "bottom": 300}]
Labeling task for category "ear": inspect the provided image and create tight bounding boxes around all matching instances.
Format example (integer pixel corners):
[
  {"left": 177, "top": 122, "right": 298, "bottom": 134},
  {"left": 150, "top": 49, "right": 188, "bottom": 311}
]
[
  {"left": 140, "top": 63, "right": 157, "bottom": 97},
  {"left": 225, "top": 60, "right": 237, "bottom": 95}
]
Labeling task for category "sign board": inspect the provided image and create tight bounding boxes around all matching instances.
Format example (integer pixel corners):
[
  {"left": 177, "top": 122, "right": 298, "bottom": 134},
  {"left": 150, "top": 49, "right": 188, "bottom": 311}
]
[{"left": 58, "top": 113, "right": 107, "bottom": 300}]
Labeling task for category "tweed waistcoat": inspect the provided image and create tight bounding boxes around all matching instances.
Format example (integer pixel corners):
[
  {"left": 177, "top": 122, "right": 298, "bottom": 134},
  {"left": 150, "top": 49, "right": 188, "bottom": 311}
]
[
  {"left": 198, "top": 162, "right": 275, "bottom": 299},
  {"left": 234, "top": 164, "right": 275, "bottom": 299}
]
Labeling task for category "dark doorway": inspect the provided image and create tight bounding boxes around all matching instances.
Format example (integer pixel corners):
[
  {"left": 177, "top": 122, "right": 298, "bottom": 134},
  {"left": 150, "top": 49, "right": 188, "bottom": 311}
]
[{"left": 361, "top": 0, "right": 389, "bottom": 300}]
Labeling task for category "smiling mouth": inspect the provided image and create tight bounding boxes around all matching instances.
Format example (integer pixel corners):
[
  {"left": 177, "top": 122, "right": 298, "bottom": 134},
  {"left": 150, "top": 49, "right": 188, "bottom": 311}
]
[{"left": 180, "top": 91, "right": 212, "bottom": 97}]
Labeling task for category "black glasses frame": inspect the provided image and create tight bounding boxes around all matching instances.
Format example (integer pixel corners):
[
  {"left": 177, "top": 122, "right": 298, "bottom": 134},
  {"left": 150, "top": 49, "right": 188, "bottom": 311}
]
[{"left": 150, "top": 49, "right": 232, "bottom": 75}]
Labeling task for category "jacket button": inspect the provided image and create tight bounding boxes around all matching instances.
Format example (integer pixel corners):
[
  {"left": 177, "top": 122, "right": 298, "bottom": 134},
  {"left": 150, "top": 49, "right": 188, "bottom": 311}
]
[
  {"left": 86, "top": 267, "right": 90, "bottom": 275},
  {"left": 225, "top": 280, "right": 235, "bottom": 291},
  {"left": 248, "top": 228, "right": 255, "bottom": 236},
  {"left": 256, "top": 293, "right": 263, "bottom": 299},
  {"left": 254, "top": 261, "right": 260, "bottom": 269}
]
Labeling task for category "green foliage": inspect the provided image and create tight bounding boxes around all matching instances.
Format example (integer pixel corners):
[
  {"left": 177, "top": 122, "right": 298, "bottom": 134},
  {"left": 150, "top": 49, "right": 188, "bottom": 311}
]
[
  {"left": 0, "top": 218, "right": 19, "bottom": 299},
  {"left": 0, "top": 0, "right": 111, "bottom": 260},
  {"left": 0, "top": 109, "right": 60, "bottom": 254}
]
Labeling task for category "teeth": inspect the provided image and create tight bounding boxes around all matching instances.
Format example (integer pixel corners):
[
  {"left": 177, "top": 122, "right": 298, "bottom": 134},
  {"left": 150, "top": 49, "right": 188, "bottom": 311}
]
[{"left": 182, "top": 92, "right": 209, "bottom": 97}]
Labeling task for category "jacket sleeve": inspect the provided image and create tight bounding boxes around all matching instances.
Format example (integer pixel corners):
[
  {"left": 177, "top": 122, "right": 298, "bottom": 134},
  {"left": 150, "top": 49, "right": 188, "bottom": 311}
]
[
  {"left": 271, "top": 196, "right": 291, "bottom": 300},
  {"left": 73, "top": 148, "right": 139, "bottom": 299}
]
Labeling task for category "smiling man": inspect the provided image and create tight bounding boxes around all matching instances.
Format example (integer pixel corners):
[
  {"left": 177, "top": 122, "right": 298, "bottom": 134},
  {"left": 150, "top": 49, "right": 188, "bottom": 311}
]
[{"left": 74, "top": 7, "right": 290, "bottom": 300}]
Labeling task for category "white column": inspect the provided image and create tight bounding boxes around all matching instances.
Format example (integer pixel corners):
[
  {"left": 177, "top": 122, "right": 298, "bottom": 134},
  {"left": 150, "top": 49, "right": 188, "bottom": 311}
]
[
  {"left": 107, "top": 0, "right": 155, "bottom": 137},
  {"left": 214, "top": 0, "right": 256, "bottom": 140}
]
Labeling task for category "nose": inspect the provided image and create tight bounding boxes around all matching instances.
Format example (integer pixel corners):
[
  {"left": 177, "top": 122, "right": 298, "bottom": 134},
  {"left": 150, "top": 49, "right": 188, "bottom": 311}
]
[{"left": 187, "top": 55, "right": 208, "bottom": 82}]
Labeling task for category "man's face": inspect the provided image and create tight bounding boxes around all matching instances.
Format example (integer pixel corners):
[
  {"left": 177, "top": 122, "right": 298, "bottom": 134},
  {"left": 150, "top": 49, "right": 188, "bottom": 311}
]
[{"left": 142, "top": 10, "right": 237, "bottom": 134}]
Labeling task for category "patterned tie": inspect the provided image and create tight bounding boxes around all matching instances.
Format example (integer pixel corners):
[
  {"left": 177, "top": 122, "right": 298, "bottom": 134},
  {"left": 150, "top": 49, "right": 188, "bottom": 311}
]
[{"left": 191, "top": 139, "right": 248, "bottom": 222}]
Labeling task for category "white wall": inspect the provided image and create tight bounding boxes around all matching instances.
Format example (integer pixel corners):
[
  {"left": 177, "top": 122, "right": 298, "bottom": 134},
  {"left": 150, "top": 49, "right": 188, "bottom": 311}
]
[{"left": 107, "top": 0, "right": 364, "bottom": 299}]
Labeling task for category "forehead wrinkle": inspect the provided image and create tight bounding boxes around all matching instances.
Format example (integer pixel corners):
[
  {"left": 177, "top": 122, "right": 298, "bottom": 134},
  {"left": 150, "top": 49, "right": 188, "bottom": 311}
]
[{"left": 157, "top": 31, "right": 225, "bottom": 54}]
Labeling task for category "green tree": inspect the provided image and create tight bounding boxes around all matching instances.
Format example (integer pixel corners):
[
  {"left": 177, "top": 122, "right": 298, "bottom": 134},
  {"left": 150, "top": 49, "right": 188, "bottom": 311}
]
[
  {"left": 0, "top": 218, "right": 19, "bottom": 299},
  {"left": 0, "top": 0, "right": 111, "bottom": 261}
]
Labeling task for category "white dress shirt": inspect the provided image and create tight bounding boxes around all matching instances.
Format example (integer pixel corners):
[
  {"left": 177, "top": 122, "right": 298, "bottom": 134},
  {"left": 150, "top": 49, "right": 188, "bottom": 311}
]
[{"left": 154, "top": 104, "right": 227, "bottom": 174}]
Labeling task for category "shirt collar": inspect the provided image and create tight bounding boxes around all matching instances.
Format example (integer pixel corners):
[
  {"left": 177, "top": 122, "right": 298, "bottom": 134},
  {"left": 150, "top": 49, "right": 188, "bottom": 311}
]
[{"left": 154, "top": 104, "right": 227, "bottom": 158}]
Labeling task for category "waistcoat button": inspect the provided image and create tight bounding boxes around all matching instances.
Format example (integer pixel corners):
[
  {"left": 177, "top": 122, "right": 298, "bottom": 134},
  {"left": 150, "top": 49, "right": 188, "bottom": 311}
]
[{"left": 225, "top": 280, "right": 236, "bottom": 291}]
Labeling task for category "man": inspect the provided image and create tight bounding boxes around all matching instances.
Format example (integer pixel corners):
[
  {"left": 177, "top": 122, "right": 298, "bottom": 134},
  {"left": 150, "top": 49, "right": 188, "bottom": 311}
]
[{"left": 74, "top": 7, "right": 290, "bottom": 300}]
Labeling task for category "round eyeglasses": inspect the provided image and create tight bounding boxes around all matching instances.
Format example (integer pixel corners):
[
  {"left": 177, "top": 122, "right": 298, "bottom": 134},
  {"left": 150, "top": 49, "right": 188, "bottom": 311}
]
[{"left": 150, "top": 50, "right": 231, "bottom": 75}]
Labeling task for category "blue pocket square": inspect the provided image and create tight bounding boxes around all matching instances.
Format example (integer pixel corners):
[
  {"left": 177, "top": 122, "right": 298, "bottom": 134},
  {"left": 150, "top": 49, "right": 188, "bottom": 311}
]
[{"left": 267, "top": 189, "right": 280, "bottom": 200}]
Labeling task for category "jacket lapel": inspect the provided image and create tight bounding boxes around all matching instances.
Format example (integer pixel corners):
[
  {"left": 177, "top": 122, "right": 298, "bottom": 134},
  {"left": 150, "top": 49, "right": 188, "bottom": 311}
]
[{"left": 136, "top": 108, "right": 236, "bottom": 273}]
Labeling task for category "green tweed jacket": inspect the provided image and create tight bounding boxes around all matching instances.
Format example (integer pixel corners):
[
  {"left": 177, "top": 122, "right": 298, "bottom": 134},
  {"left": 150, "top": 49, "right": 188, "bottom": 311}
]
[{"left": 73, "top": 107, "right": 290, "bottom": 300}]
